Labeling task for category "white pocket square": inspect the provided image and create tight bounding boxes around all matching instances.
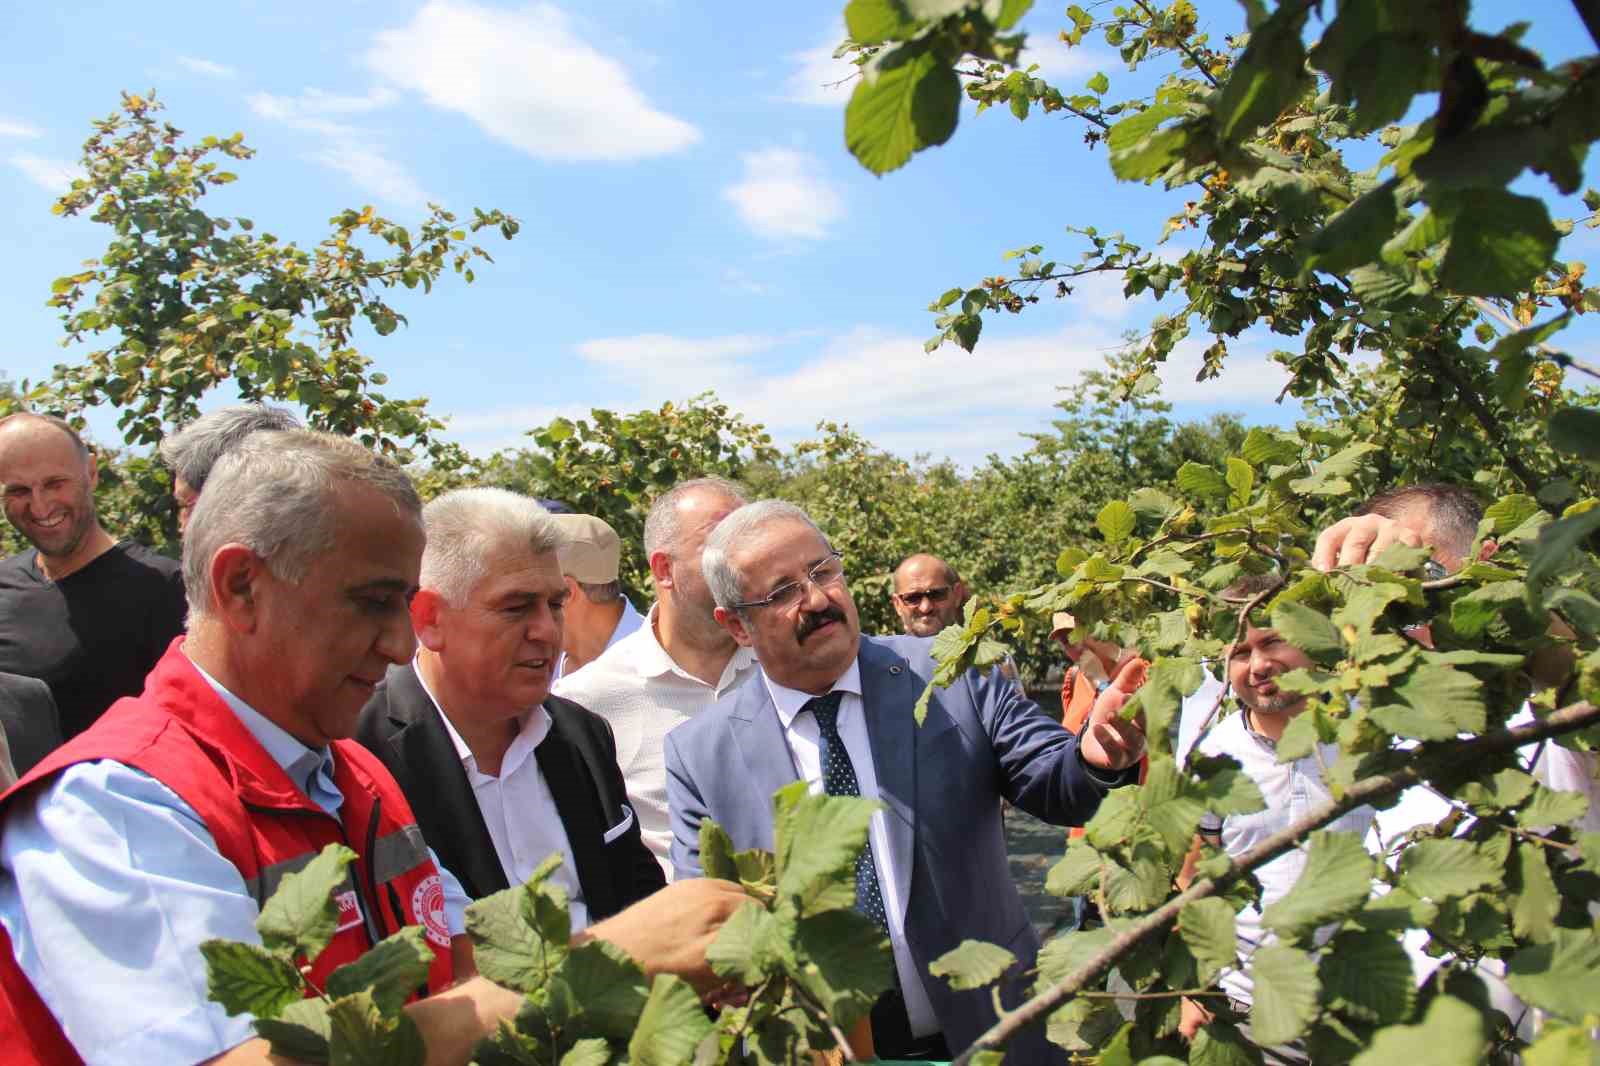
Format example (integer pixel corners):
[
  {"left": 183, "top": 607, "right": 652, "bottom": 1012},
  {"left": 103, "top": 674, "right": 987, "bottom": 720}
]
[{"left": 602, "top": 804, "right": 635, "bottom": 844}]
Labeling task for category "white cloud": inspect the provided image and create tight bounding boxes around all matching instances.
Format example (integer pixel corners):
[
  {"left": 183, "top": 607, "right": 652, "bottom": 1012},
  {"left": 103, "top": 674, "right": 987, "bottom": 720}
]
[
  {"left": 310, "top": 143, "right": 432, "bottom": 210},
  {"left": 177, "top": 56, "right": 236, "bottom": 78},
  {"left": 10, "top": 154, "right": 81, "bottom": 192},
  {"left": 0, "top": 120, "right": 42, "bottom": 139},
  {"left": 722, "top": 268, "right": 770, "bottom": 296},
  {"left": 366, "top": 1, "right": 699, "bottom": 162},
  {"left": 722, "top": 148, "right": 845, "bottom": 241},
  {"left": 248, "top": 87, "right": 428, "bottom": 208},
  {"left": 1017, "top": 42, "right": 1116, "bottom": 84},
  {"left": 782, "top": 23, "right": 858, "bottom": 106},
  {"left": 442, "top": 402, "right": 593, "bottom": 455},
  {"left": 561, "top": 323, "right": 1294, "bottom": 465}
]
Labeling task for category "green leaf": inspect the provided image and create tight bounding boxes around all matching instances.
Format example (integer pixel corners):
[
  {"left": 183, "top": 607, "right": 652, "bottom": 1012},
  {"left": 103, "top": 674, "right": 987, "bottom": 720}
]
[
  {"left": 1108, "top": 105, "right": 1191, "bottom": 182},
  {"left": 1224, "top": 457, "right": 1255, "bottom": 509},
  {"left": 1350, "top": 995, "right": 1485, "bottom": 1066},
  {"left": 1213, "top": 3, "right": 1311, "bottom": 142},
  {"left": 1289, "top": 442, "right": 1379, "bottom": 496},
  {"left": 1506, "top": 928, "right": 1600, "bottom": 1023},
  {"left": 545, "top": 939, "right": 648, "bottom": 1039},
  {"left": 560, "top": 1038, "right": 613, "bottom": 1066},
  {"left": 1098, "top": 499, "right": 1137, "bottom": 544},
  {"left": 1523, "top": 1024, "right": 1600, "bottom": 1066},
  {"left": 992, "top": 0, "right": 1033, "bottom": 31},
  {"left": 1528, "top": 506, "right": 1600, "bottom": 590},
  {"left": 1189, "top": 754, "right": 1267, "bottom": 817},
  {"left": 1239, "top": 428, "right": 1299, "bottom": 468},
  {"left": 256, "top": 843, "right": 356, "bottom": 961},
  {"left": 844, "top": 0, "right": 917, "bottom": 44},
  {"left": 627, "top": 975, "right": 715, "bottom": 1066},
  {"left": 1047, "top": 839, "right": 1103, "bottom": 897},
  {"left": 327, "top": 989, "right": 425, "bottom": 1066},
  {"left": 699, "top": 818, "right": 738, "bottom": 882},
  {"left": 1509, "top": 842, "right": 1560, "bottom": 942},
  {"left": 1434, "top": 189, "right": 1561, "bottom": 298},
  {"left": 1319, "top": 930, "right": 1416, "bottom": 1026},
  {"left": 465, "top": 881, "right": 566, "bottom": 993},
  {"left": 774, "top": 790, "right": 880, "bottom": 915},
  {"left": 1449, "top": 580, "right": 1530, "bottom": 640},
  {"left": 1034, "top": 926, "right": 1116, "bottom": 991},
  {"left": 1262, "top": 831, "right": 1374, "bottom": 941},
  {"left": 1247, "top": 944, "right": 1320, "bottom": 1046},
  {"left": 1300, "top": 180, "right": 1400, "bottom": 276},
  {"left": 1177, "top": 897, "right": 1237, "bottom": 985},
  {"left": 325, "top": 927, "right": 433, "bottom": 1014},
  {"left": 1087, "top": 71, "right": 1110, "bottom": 94},
  {"left": 1268, "top": 601, "right": 1344, "bottom": 666},
  {"left": 1176, "top": 461, "right": 1229, "bottom": 501},
  {"left": 705, "top": 899, "right": 773, "bottom": 986},
  {"left": 1389, "top": 663, "right": 1486, "bottom": 735},
  {"left": 929, "top": 939, "right": 1018, "bottom": 991},
  {"left": 845, "top": 43, "right": 961, "bottom": 175},
  {"left": 200, "top": 940, "right": 304, "bottom": 1018},
  {"left": 793, "top": 907, "right": 894, "bottom": 1024},
  {"left": 254, "top": 998, "right": 332, "bottom": 1062},
  {"left": 1398, "top": 838, "right": 1501, "bottom": 901},
  {"left": 1484, "top": 494, "right": 1542, "bottom": 536},
  {"left": 1189, "top": 1022, "right": 1263, "bottom": 1066},
  {"left": 1517, "top": 783, "right": 1592, "bottom": 829}
]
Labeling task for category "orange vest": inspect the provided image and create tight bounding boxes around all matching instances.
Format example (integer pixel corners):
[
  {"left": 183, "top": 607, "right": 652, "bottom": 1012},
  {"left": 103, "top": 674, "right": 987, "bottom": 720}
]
[{"left": 0, "top": 643, "right": 453, "bottom": 1065}]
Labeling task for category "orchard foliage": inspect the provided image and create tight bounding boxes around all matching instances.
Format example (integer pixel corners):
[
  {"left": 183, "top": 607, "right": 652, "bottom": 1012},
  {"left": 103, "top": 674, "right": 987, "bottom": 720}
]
[
  {"left": 203, "top": 788, "right": 892, "bottom": 1065},
  {"left": 840, "top": 0, "right": 1600, "bottom": 500}
]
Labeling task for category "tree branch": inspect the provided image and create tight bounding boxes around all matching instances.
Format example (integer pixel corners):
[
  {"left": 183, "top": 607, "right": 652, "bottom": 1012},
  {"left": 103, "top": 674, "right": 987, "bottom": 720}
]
[
  {"left": 950, "top": 699, "right": 1600, "bottom": 1064},
  {"left": 1132, "top": 0, "right": 1219, "bottom": 87}
]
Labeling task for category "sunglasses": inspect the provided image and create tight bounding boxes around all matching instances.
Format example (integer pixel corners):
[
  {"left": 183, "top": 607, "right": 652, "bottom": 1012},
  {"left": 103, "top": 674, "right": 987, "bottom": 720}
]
[{"left": 895, "top": 586, "right": 952, "bottom": 608}]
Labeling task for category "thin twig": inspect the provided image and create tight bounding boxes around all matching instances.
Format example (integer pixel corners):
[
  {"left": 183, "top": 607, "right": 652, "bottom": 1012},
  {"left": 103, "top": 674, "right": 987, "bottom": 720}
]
[
  {"left": 1132, "top": 0, "right": 1219, "bottom": 87},
  {"left": 949, "top": 699, "right": 1600, "bottom": 1064},
  {"left": 1472, "top": 295, "right": 1600, "bottom": 383},
  {"left": 790, "top": 981, "right": 860, "bottom": 1063}
]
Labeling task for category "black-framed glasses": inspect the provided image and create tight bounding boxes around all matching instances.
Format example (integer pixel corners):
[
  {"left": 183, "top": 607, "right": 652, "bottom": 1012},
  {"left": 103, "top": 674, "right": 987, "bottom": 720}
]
[
  {"left": 733, "top": 551, "right": 846, "bottom": 611},
  {"left": 895, "top": 586, "right": 952, "bottom": 608}
]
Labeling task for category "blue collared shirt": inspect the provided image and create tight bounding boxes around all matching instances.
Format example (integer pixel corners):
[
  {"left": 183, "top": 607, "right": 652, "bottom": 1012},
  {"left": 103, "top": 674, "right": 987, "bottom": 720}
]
[{"left": 0, "top": 660, "right": 468, "bottom": 1066}]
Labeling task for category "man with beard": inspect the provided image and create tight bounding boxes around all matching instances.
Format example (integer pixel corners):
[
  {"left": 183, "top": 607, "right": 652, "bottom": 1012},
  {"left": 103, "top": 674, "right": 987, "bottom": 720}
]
[
  {"left": 554, "top": 478, "right": 758, "bottom": 876},
  {"left": 0, "top": 414, "right": 186, "bottom": 741},
  {"left": 1176, "top": 575, "right": 1376, "bottom": 1061},
  {"left": 667, "top": 500, "right": 1148, "bottom": 1060},
  {"left": 889, "top": 554, "right": 968, "bottom": 637}
]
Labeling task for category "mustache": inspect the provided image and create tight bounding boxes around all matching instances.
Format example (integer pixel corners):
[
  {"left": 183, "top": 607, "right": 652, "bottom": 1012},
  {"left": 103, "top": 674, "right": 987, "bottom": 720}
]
[{"left": 796, "top": 605, "right": 846, "bottom": 643}]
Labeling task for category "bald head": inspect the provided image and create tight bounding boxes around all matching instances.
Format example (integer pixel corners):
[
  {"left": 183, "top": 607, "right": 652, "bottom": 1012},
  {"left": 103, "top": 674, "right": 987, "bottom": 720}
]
[
  {"left": 0, "top": 413, "right": 107, "bottom": 575},
  {"left": 891, "top": 553, "right": 967, "bottom": 637}
]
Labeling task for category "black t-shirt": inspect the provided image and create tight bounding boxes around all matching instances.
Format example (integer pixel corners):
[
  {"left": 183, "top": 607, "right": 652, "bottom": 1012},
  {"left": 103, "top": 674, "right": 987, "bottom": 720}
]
[{"left": 0, "top": 541, "right": 188, "bottom": 741}]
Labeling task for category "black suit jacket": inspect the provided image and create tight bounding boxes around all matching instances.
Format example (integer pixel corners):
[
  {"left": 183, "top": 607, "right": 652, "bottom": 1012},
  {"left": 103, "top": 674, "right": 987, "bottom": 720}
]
[
  {"left": 0, "top": 670, "right": 61, "bottom": 787},
  {"left": 355, "top": 663, "right": 664, "bottom": 921}
]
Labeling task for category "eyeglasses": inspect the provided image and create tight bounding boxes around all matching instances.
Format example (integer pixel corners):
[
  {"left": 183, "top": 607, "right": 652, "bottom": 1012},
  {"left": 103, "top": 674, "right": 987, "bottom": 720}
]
[
  {"left": 895, "top": 586, "right": 952, "bottom": 608},
  {"left": 733, "top": 551, "right": 846, "bottom": 611},
  {"left": 1422, "top": 559, "right": 1449, "bottom": 581}
]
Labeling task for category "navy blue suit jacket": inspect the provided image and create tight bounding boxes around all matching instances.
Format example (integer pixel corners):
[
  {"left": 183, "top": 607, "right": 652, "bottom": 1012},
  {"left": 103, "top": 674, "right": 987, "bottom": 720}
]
[{"left": 665, "top": 634, "right": 1131, "bottom": 1057}]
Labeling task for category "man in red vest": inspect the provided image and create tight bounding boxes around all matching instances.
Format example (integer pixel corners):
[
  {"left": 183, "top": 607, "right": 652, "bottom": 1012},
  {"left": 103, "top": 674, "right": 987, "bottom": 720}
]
[{"left": 0, "top": 430, "right": 743, "bottom": 1066}]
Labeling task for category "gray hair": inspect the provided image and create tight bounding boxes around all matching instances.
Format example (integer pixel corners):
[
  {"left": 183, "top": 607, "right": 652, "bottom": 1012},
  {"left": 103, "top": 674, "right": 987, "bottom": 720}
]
[
  {"left": 420, "top": 487, "right": 562, "bottom": 606},
  {"left": 1354, "top": 482, "right": 1483, "bottom": 564},
  {"left": 702, "top": 499, "right": 828, "bottom": 613},
  {"left": 161, "top": 405, "right": 302, "bottom": 492},
  {"left": 183, "top": 430, "right": 420, "bottom": 617},
  {"left": 643, "top": 477, "right": 747, "bottom": 559},
  {"left": 577, "top": 579, "right": 623, "bottom": 604}
]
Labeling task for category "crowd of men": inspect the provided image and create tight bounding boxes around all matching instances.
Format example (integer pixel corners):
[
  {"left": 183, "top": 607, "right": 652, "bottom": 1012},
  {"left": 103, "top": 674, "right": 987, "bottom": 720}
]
[{"left": 0, "top": 406, "right": 1593, "bottom": 1065}]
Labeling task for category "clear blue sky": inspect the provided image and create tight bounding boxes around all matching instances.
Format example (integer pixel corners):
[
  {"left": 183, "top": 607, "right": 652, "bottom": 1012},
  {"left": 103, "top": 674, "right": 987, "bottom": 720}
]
[{"left": 2, "top": 1, "right": 1595, "bottom": 466}]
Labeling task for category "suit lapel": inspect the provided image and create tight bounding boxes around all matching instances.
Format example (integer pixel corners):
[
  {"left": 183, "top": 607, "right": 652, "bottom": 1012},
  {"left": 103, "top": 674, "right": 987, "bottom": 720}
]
[
  {"left": 386, "top": 665, "right": 507, "bottom": 900},
  {"left": 729, "top": 679, "right": 801, "bottom": 845},
  {"left": 857, "top": 639, "right": 923, "bottom": 910},
  {"left": 535, "top": 709, "right": 614, "bottom": 920}
]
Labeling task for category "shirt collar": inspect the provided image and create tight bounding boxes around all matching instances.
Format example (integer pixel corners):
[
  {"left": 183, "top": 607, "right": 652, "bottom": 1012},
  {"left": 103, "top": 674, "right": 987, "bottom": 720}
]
[
  {"left": 768, "top": 658, "right": 863, "bottom": 730},
  {"left": 632, "top": 603, "right": 758, "bottom": 690},
  {"left": 187, "top": 655, "right": 336, "bottom": 802},
  {"left": 411, "top": 658, "right": 551, "bottom": 773}
]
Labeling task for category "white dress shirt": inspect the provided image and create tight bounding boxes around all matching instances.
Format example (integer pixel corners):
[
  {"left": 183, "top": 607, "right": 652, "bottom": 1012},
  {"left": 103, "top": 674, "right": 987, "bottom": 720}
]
[
  {"left": 413, "top": 666, "right": 589, "bottom": 932},
  {"left": 553, "top": 604, "right": 758, "bottom": 878},
  {"left": 764, "top": 661, "right": 941, "bottom": 1039}
]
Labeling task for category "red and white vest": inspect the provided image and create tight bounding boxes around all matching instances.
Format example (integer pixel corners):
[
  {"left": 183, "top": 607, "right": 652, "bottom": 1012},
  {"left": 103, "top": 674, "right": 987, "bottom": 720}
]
[{"left": 0, "top": 642, "right": 454, "bottom": 1065}]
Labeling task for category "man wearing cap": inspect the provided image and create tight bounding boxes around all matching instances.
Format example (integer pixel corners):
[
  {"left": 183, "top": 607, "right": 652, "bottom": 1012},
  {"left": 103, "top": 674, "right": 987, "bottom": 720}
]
[{"left": 552, "top": 514, "right": 646, "bottom": 680}]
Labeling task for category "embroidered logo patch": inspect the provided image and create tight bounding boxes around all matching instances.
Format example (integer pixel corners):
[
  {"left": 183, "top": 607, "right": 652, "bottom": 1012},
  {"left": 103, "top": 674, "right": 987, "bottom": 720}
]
[
  {"left": 411, "top": 874, "right": 450, "bottom": 948},
  {"left": 333, "top": 889, "right": 363, "bottom": 934}
]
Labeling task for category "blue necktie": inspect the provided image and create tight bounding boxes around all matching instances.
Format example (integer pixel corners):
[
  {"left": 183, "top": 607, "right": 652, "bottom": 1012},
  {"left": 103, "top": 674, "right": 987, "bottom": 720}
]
[{"left": 806, "top": 691, "right": 889, "bottom": 933}]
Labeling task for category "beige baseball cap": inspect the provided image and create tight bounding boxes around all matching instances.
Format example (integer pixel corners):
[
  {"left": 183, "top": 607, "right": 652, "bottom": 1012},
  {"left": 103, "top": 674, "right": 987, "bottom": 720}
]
[{"left": 552, "top": 514, "right": 622, "bottom": 583}]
